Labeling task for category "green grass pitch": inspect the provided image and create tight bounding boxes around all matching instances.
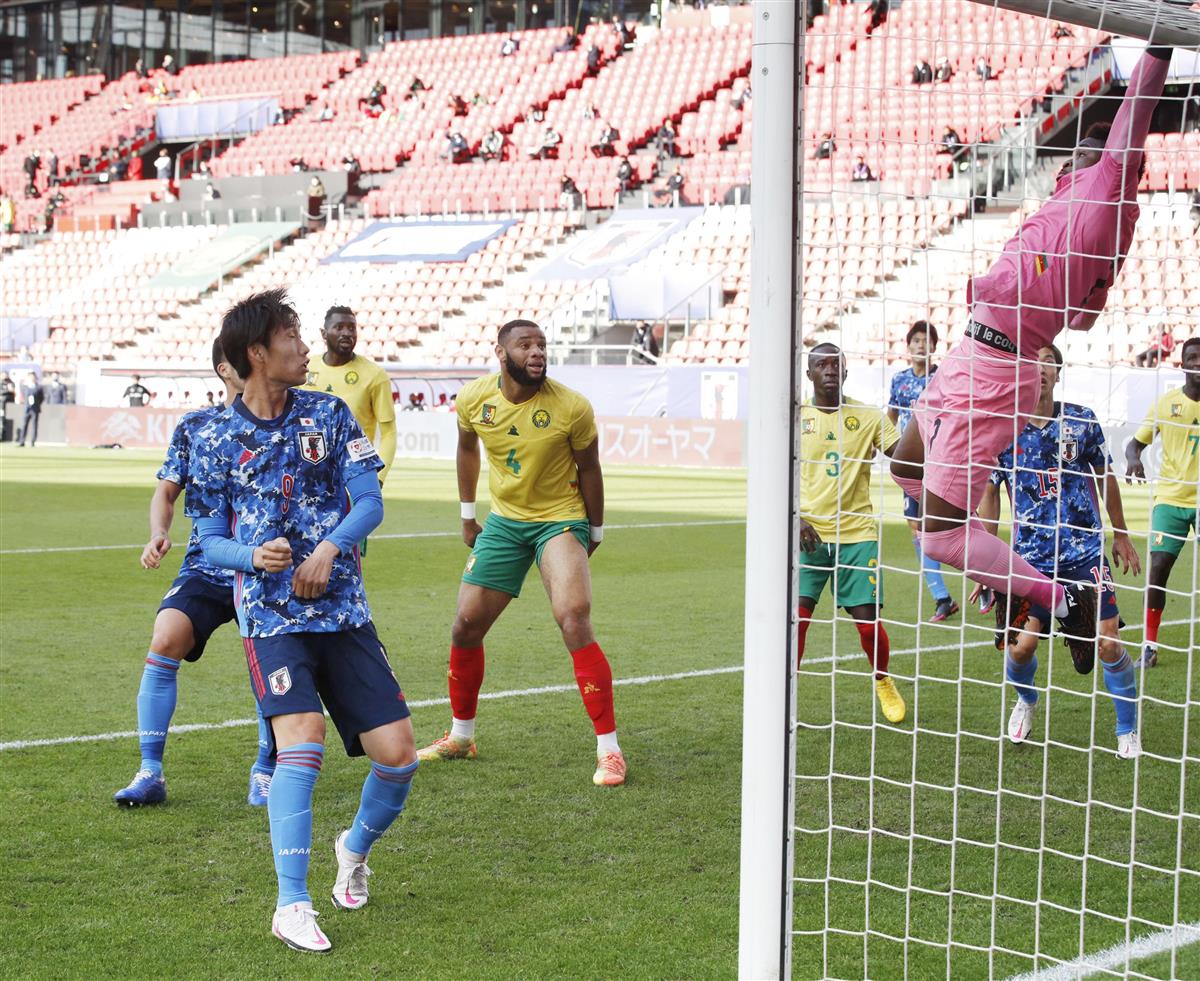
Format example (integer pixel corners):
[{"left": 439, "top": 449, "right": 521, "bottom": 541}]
[{"left": 0, "top": 448, "right": 1195, "bottom": 980}]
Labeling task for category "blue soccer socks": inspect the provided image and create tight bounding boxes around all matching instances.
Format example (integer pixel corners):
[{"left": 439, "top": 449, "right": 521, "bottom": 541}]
[
  {"left": 912, "top": 536, "right": 951, "bottom": 603},
  {"left": 344, "top": 759, "right": 419, "bottom": 858},
  {"left": 269, "top": 742, "right": 324, "bottom": 907},
  {"left": 1102, "top": 652, "right": 1138, "bottom": 737},
  {"left": 1006, "top": 653, "right": 1039, "bottom": 705},
  {"left": 137, "top": 653, "right": 180, "bottom": 775}
]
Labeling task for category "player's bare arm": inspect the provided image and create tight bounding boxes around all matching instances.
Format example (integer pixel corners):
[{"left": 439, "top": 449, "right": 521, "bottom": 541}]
[
  {"left": 292, "top": 539, "right": 339, "bottom": 599},
  {"left": 142, "top": 478, "right": 183, "bottom": 569},
  {"left": 1101, "top": 469, "right": 1140, "bottom": 576},
  {"left": 457, "top": 425, "right": 483, "bottom": 547},
  {"left": 1123, "top": 436, "right": 1149, "bottom": 482},
  {"left": 572, "top": 438, "right": 604, "bottom": 556}
]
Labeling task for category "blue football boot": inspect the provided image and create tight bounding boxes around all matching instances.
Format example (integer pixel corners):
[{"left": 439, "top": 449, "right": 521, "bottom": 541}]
[
  {"left": 247, "top": 769, "right": 272, "bottom": 807},
  {"left": 114, "top": 769, "right": 167, "bottom": 807}
]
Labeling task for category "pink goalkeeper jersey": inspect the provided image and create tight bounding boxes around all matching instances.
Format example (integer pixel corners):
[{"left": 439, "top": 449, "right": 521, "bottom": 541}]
[{"left": 968, "top": 49, "right": 1171, "bottom": 356}]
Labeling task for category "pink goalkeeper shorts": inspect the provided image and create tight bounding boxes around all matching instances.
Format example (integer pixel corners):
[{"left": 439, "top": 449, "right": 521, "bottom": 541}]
[{"left": 912, "top": 338, "right": 1040, "bottom": 513}]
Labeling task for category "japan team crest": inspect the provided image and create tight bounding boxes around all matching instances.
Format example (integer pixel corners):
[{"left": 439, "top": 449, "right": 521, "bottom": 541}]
[
  {"left": 269, "top": 667, "right": 292, "bottom": 695},
  {"left": 1061, "top": 438, "right": 1078, "bottom": 462},
  {"left": 298, "top": 430, "right": 327, "bottom": 463}
]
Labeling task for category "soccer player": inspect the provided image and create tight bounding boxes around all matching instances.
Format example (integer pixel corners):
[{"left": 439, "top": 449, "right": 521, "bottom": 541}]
[
  {"left": 1125, "top": 336, "right": 1200, "bottom": 668},
  {"left": 799, "top": 343, "right": 906, "bottom": 723},
  {"left": 187, "top": 289, "right": 417, "bottom": 953},
  {"left": 887, "top": 320, "right": 958, "bottom": 622},
  {"left": 302, "top": 305, "right": 396, "bottom": 484},
  {"left": 889, "top": 47, "right": 1171, "bottom": 668},
  {"left": 974, "top": 345, "right": 1142, "bottom": 757},
  {"left": 113, "top": 338, "right": 276, "bottom": 807},
  {"left": 416, "top": 319, "right": 625, "bottom": 787}
]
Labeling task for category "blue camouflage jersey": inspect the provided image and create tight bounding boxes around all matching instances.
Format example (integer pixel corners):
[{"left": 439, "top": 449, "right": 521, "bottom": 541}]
[
  {"left": 888, "top": 366, "right": 935, "bottom": 433},
  {"left": 185, "top": 389, "right": 383, "bottom": 638},
  {"left": 158, "top": 405, "right": 235, "bottom": 589},
  {"left": 990, "top": 402, "right": 1111, "bottom": 574}
]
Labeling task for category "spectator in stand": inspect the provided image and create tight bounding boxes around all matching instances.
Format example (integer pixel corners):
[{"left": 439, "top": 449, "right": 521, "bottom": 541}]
[
  {"left": 45, "top": 372, "right": 68, "bottom": 404},
  {"left": 975, "top": 57, "right": 994, "bottom": 81},
  {"left": 500, "top": 35, "right": 520, "bottom": 57},
  {"left": 204, "top": 181, "right": 221, "bottom": 202},
  {"left": 2, "top": 374, "right": 15, "bottom": 405},
  {"left": 24, "top": 181, "right": 41, "bottom": 200},
  {"left": 1053, "top": 24, "right": 1073, "bottom": 39},
  {"left": 449, "top": 93, "right": 468, "bottom": 116},
  {"left": 934, "top": 56, "right": 954, "bottom": 82},
  {"left": 733, "top": 84, "right": 752, "bottom": 111},
  {"left": 433, "top": 393, "right": 453, "bottom": 412},
  {"left": 583, "top": 104, "right": 598, "bottom": 120},
  {"left": 655, "top": 166, "right": 686, "bottom": 206},
  {"left": 554, "top": 27, "right": 579, "bottom": 54},
  {"left": 616, "top": 156, "right": 635, "bottom": 194},
  {"left": 632, "top": 322, "right": 660, "bottom": 363},
  {"left": 47, "top": 154, "right": 58, "bottom": 185},
  {"left": 471, "top": 92, "right": 488, "bottom": 107},
  {"left": 306, "top": 176, "right": 327, "bottom": 230},
  {"left": 153, "top": 148, "right": 171, "bottom": 181},
  {"left": 404, "top": 393, "right": 425, "bottom": 411},
  {"left": 526, "top": 104, "right": 545, "bottom": 124},
  {"left": 481, "top": 130, "right": 506, "bottom": 162},
  {"left": 528, "top": 127, "right": 561, "bottom": 160},
  {"left": 586, "top": 44, "right": 602, "bottom": 76},
  {"left": 0, "top": 192, "right": 14, "bottom": 233},
  {"left": 127, "top": 154, "right": 143, "bottom": 180},
  {"left": 161, "top": 54, "right": 177, "bottom": 74},
  {"left": 815, "top": 132, "right": 836, "bottom": 159},
  {"left": 191, "top": 159, "right": 211, "bottom": 180},
  {"left": 442, "top": 130, "right": 471, "bottom": 163},
  {"left": 317, "top": 104, "right": 335, "bottom": 122},
  {"left": 613, "top": 16, "right": 635, "bottom": 49},
  {"left": 17, "top": 374, "right": 43, "bottom": 447},
  {"left": 938, "top": 125, "right": 963, "bottom": 154},
  {"left": 364, "top": 79, "right": 387, "bottom": 111},
  {"left": 1136, "top": 326, "right": 1175, "bottom": 368},
  {"left": 559, "top": 175, "right": 582, "bottom": 210},
  {"left": 134, "top": 57, "right": 147, "bottom": 78},
  {"left": 23, "top": 152, "right": 39, "bottom": 184},
  {"left": 124, "top": 375, "right": 152, "bottom": 407},
  {"left": 591, "top": 122, "right": 620, "bottom": 157},
  {"left": 342, "top": 154, "right": 361, "bottom": 174},
  {"left": 912, "top": 60, "right": 933, "bottom": 85},
  {"left": 252, "top": 161, "right": 266, "bottom": 176},
  {"left": 851, "top": 156, "right": 874, "bottom": 181},
  {"left": 868, "top": 0, "right": 889, "bottom": 30},
  {"left": 655, "top": 120, "right": 678, "bottom": 160},
  {"left": 290, "top": 157, "right": 310, "bottom": 172}
]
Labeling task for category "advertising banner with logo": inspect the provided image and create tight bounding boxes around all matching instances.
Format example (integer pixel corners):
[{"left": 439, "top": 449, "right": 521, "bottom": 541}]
[
  {"left": 322, "top": 220, "right": 518, "bottom": 264},
  {"left": 66, "top": 406, "right": 190, "bottom": 449},
  {"left": 534, "top": 208, "right": 704, "bottom": 282}
]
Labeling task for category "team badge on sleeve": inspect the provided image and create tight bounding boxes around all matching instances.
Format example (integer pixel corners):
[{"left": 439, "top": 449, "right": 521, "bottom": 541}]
[
  {"left": 269, "top": 667, "right": 292, "bottom": 695},
  {"left": 347, "top": 437, "right": 378, "bottom": 462},
  {"left": 299, "top": 430, "right": 328, "bottom": 464}
]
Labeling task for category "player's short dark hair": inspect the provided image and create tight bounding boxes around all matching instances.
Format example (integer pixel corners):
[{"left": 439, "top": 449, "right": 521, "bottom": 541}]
[
  {"left": 906, "top": 320, "right": 938, "bottom": 347},
  {"left": 220, "top": 288, "right": 299, "bottom": 379},
  {"left": 211, "top": 336, "right": 226, "bottom": 377},
  {"left": 1083, "top": 121, "right": 1111, "bottom": 145},
  {"left": 1181, "top": 337, "right": 1200, "bottom": 360},
  {"left": 1043, "top": 343, "right": 1064, "bottom": 369},
  {"left": 497, "top": 319, "right": 541, "bottom": 346},
  {"left": 808, "top": 342, "right": 841, "bottom": 364},
  {"left": 324, "top": 304, "right": 354, "bottom": 324}
]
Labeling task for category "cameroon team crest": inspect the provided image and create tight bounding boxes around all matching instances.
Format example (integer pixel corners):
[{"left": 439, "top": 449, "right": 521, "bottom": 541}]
[
  {"left": 481, "top": 404, "right": 497, "bottom": 425},
  {"left": 845, "top": 416, "right": 860, "bottom": 431},
  {"left": 299, "top": 430, "right": 328, "bottom": 463},
  {"left": 344, "top": 370, "right": 359, "bottom": 385},
  {"left": 803, "top": 418, "right": 815, "bottom": 434},
  {"left": 532, "top": 408, "right": 551, "bottom": 428}
]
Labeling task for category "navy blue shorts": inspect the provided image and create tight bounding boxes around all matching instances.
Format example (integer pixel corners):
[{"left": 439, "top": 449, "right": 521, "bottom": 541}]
[
  {"left": 1028, "top": 556, "right": 1119, "bottom": 632},
  {"left": 242, "top": 622, "right": 410, "bottom": 757},
  {"left": 158, "top": 574, "right": 237, "bottom": 663},
  {"left": 902, "top": 493, "right": 921, "bottom": 520}
]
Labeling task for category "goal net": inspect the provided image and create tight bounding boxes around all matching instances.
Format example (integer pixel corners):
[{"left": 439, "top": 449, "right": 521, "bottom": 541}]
[{"left": 742, "top": 0, "right": 1200, "bottom": 978}]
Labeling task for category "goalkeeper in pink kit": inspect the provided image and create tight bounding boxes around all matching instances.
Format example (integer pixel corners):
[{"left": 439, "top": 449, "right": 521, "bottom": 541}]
[{"left": 890, "top": 46, "right": 1172, "bottom": 671}]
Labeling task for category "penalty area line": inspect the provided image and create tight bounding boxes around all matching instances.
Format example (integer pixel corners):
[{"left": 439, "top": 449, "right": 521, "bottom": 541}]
[
  {"left": 0, "top": 518, "right": 746, "bottom": 556},
  {"left": 1002, "top": 920, "right": 1200, "bottom": 981},
  {"left": 1, "top": 618, "right": 1185, "bottom": 752}
]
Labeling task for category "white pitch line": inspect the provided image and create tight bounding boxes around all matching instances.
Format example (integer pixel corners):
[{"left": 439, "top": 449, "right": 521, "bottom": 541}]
[
  {"left": 0, "top": 518, "right": 746, "bottom": 556},
  {"left": 1003, "top": 920, "right": 1200, "bottom": 981}
]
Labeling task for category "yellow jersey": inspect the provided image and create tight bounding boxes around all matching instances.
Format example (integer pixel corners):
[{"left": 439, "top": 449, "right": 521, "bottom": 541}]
[
  {"left": 800, "top": 397, "right": 899, "bottom": 544},
  {"left": 1133, "top": 389, "right": 1200, "bottom": 508},
  {"left": 456, "top": 374, "right": 598, "bottom": 522},
  {"left": 302, "top": 353, "right": 396, "bottom": 480}
]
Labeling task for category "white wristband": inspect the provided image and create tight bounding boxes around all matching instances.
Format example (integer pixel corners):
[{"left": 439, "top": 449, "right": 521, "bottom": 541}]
[
  {"left": 460, "top": 502, "right": 476, "bottom": 521},
  {"left": 589, "top": 525, "right": 604, "bottom": 543}
]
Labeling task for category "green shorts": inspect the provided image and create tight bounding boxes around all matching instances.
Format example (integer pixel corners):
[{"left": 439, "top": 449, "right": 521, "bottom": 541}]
[
  {"left": 463, "top": 512, "right": 590, "bottom": 598},
  {"left": 1150, "top": 503, "right": 1199, "bottom": 558},
  {"left": 798, "top": 540, "right": 882, "bottom": 610}
]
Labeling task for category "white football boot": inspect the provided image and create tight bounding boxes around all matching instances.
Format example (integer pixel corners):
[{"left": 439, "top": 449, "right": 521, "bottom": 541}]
[
  {"left": 1007, "top": 698, "right": 1037, "bottom": 744},
  {"left": 1117, "top": 731, "right": 1141, "bottom": 760},
  {"left": 271, "top": 902, "right": 331, "bottom": 953},
  {"left": 331, "top": 830, "right": 372, "bottom": 911}
]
